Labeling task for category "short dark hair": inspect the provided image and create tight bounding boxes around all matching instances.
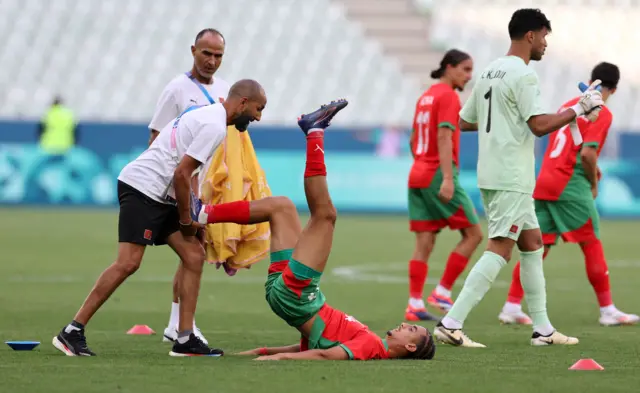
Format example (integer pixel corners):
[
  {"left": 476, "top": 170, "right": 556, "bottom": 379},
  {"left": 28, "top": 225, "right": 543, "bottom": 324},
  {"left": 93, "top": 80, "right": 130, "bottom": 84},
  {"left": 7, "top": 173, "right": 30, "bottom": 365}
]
[
  {"left": 228, "top": 79, "right": 264, "bottom": 100},
  {"left": 591, "top": 62, "right": 620, "bottom": 90},
  {"left": 508, "top": 8, "right": 551, "bottom": 39},
  {"left": 194, "top": 28, "right": 225, "bottom": 44},
  {"left": 403, "top": 330, "right": 436, "bottom": 360},
  {"left": 430, "top": 49, "right": 471, "bottom": 79}
]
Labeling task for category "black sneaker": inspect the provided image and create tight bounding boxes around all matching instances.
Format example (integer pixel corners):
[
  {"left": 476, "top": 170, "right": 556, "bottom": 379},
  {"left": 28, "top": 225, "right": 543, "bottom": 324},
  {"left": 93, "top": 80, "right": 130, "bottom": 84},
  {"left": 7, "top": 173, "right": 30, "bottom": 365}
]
[
  {"left": 169, "top": 333, "right": 224, "bottom": 357},
  {"left": 52, "top": 327, "right": 96, "bottom": 356},
  {"left": 297, "top": 99, "right": 348, "bottom": 135}
]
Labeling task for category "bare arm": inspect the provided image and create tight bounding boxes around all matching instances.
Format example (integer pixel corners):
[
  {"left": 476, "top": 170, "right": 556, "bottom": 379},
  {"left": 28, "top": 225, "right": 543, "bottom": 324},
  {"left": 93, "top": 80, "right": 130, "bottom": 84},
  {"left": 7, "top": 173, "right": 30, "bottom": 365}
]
[
  {"left": 257, "top": 346, "right": 349, "bottom": 361},
  {"left": 409, "top": 129, "right": 416, "bottom": 158},
  {"left": 149, "top": 129, "right": 160, "bottom": 146},
  {"left": 526, "top": 109, "right": 578, "bottom": 137},
  {"left": 459, "top": 119, "right": 478, "bottom": 132},
  {"left": 438, "top": 127, "right": 454, "bottom": 181},
  {"left": 173, "top": 155, "right": 202, "bottom": 223},
  {"left": 580, "top": 146, "right": 599, "bottom": 195},
  {"left": 237, "top": 344, "right": 301, "bottom": 356}
]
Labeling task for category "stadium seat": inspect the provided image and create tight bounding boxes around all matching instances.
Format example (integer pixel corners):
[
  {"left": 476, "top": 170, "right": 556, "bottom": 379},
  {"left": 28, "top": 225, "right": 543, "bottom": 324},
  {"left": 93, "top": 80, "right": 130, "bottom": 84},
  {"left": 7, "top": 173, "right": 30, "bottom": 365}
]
[{"left": 0, "top": 0, "right": 421, "bottom": 126}]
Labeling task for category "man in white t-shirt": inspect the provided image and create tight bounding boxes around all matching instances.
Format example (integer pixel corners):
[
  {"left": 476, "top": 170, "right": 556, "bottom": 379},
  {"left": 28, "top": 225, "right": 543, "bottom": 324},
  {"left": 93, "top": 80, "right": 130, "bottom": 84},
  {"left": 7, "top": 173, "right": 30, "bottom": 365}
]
[
  {"left": 53, "top": 80, "right": 267, "bottom": 357},
  {"left": 148, "top": 28, "right": 231, "bottom": 345}
]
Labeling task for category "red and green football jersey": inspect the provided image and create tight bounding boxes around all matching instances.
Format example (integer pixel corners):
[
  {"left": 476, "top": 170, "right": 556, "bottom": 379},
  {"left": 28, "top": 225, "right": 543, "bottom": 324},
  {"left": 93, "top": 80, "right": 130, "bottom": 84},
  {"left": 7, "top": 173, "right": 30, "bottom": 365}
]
[
  {"left": 533, "top": 97, "right": 612, "bottom": 201},
  {"left": 409, "top": 83, "right": 461, "bottom": 188},
  {"left": 301, "top": 304, "right": 389, "bottom": 360}
]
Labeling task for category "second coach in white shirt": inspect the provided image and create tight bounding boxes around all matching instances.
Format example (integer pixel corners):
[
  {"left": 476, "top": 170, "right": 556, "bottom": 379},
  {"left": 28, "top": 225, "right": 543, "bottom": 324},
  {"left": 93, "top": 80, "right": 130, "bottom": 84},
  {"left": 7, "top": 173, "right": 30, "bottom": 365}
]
[{"left": 148, "top": 28, "right": 230, "bottom": 345}]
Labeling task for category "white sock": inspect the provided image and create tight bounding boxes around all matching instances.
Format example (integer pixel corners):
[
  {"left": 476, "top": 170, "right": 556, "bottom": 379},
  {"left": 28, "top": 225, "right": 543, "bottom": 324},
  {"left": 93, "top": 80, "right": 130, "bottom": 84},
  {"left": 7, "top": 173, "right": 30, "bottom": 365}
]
[
  {"left": 169, "top": 302, "right": 179, "bottom": 328},
  {"left": 534, "top": 324, "right": 554, "bottom": 336},
  {"left": 503, "top": 301, "right": 522, "bottom": 314},
  {"left": 600, "top": 305, "right": 617, "bottom": 315},
  {"left": 177, "top": 330, "right": 192, "bottom": 344},
  {"left": 409, "top": 297, "right": 425, "bottom": 309},
  {"left": 441, "top": 316, "right": 463, "bottom": 330},
  {"left": 435, "top": 285, "right": 452, "bottom": 298}
]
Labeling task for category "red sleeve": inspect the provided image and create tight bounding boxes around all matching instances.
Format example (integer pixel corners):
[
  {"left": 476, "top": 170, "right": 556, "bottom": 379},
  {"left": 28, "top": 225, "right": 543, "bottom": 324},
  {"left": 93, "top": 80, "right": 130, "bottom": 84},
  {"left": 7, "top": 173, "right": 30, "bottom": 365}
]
[
  {"left": 582, "top": 109, "right": 612, "bottom": 150},
  {"left": 435, "top": 91, "right": 460, "bottom": 131},
  {"left": 339, "top": 334, "right": 384, "bottom": 360}
]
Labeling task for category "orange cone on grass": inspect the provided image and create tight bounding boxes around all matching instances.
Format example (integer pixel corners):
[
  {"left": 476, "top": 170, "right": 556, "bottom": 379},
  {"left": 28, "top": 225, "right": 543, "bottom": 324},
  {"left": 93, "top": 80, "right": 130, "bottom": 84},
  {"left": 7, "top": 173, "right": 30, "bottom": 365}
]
[
  {"left": 127, "top": 325, "right": 155, "bottom": 335},
  {"left": 569, "top": 359, "right": 604, "bottom": 371}
]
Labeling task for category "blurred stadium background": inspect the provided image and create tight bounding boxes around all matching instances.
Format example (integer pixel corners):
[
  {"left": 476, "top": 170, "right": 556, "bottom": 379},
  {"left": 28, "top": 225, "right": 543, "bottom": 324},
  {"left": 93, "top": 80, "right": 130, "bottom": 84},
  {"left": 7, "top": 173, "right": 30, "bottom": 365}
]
[
  {"left": 1, "top": 1, "right": 640, "bottom": 392},
  {"left": 1, "top": 0, "right": 640, "bottom": 215}
]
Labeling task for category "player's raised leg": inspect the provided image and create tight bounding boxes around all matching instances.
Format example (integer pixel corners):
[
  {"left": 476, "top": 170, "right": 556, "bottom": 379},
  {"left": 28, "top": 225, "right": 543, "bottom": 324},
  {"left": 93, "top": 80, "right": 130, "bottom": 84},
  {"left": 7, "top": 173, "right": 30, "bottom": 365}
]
[
  {"left": 198, "top": 100, "right": 347, "bottom": 274},
  {"left": 289, "top": 100, "right": 347, "bottom": 274}
]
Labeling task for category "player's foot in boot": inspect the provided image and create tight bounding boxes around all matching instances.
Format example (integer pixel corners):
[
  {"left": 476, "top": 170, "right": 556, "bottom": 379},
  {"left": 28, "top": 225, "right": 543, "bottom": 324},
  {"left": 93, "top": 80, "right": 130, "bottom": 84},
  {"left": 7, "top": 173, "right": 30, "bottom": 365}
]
[
  {"left": 434, "top": 322, "right": 486, "bottom": 348},
  {"left": 405, "top": 305, "right": 438, "bottom": 321},
  {"left": 427, "top": 290, "right": 453, "bottom": 313},
  {"left": 52, "top": 327, "right": 96, "bottom": 356},
  {"left": 599, "top": 309, "right": 640, "bottom": 326},
  {"left": 498, "top": 310, "right": 533, "bottom": 325},
  {"left": 531, "top": 330, "right": 579, "bottom": 346},
  {"left": 297, "top": 99, "right": 348, "bottom": 135},
  {"left": 169, "top": 333, "right": 223, "bottom": 357}
]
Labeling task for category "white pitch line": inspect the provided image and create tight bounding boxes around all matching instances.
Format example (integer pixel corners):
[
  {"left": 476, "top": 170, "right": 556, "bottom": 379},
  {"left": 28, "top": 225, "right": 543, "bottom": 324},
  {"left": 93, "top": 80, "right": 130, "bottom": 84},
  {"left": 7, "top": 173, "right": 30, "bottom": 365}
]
[{"left": 331, "top": 263, "right": 511, "bottom": 288}]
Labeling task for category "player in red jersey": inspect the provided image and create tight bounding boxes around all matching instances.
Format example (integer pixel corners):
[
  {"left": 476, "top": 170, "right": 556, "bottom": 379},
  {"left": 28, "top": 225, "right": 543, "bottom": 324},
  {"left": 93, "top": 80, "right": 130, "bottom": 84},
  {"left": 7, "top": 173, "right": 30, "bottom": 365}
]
[
  {"left": 499, "top": 62, "right": 639, "bottom": 326},
  {"left": 198, "top": 100, "right": 435, "bottom": 360},
  {"left": 405, "top": 49, "right": 483, "bottom": 321}
]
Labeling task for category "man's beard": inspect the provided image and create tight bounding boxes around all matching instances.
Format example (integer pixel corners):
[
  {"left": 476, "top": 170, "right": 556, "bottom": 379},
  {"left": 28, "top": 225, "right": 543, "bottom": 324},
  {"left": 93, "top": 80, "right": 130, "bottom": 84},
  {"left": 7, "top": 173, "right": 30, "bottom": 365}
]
[{"left": 234, "top": 114, "right": 252, "bottom": 132}]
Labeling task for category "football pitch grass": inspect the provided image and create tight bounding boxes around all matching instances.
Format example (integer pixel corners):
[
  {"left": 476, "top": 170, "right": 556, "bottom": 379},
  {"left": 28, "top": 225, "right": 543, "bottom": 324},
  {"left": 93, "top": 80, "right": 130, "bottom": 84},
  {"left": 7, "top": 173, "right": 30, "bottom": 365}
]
[{"left": 1, "top": 208, "right": 639, "bottom": 393}]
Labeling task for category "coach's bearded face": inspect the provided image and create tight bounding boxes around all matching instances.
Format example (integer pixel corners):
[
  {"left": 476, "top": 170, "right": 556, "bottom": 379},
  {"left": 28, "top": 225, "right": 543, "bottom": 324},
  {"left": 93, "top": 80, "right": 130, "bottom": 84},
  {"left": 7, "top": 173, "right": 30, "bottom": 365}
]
[
  {"left": 233, "top": 110, "right": 253, "bottom": 131},
  {"left": 233, "top": 95, "right": 266, "bottom": 131}
]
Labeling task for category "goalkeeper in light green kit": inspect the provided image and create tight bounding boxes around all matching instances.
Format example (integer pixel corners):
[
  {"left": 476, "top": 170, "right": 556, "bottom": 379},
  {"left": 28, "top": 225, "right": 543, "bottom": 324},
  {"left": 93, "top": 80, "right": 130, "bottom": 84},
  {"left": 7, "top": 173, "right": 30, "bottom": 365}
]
[{"left": 434, "top": 8, "right": 604, "bottom": 347}]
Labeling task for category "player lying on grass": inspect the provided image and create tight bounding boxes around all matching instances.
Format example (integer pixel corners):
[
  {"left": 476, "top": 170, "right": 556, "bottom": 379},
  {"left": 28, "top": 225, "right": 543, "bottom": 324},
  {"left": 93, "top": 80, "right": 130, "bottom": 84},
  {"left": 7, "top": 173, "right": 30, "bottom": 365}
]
[
  {"left": 499, "top": 62, "right": 639, "bottom": 327},
  {"left": 196, "top": 100, "right": 436, "bottom": 360}
]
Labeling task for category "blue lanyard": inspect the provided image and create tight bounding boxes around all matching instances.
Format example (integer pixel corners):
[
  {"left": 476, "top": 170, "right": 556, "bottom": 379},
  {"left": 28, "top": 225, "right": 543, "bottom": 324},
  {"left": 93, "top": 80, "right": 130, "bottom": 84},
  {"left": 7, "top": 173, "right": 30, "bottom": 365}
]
[
  {"left": 171, "top": 104, "right": 204, "bottom": 131},
  {"left": 185, "top": 71, "right": 215, "bottom": 105}
]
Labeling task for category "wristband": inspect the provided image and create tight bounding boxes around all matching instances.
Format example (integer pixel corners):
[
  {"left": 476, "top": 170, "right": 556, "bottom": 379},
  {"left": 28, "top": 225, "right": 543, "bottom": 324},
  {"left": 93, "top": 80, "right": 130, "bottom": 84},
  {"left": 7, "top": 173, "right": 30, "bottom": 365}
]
[
  {"left": 258, "top": 347, "right": 268, "bottom": 356},
  {"left": 569, "top": 103, "right": 584, "bottom": 118}
]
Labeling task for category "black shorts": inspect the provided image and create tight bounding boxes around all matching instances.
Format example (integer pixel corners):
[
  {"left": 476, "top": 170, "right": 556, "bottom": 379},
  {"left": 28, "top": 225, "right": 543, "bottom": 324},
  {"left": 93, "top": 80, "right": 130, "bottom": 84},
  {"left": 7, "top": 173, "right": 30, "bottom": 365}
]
[{"left": 117, "top": 181, "right": 180, "bottom": 246}]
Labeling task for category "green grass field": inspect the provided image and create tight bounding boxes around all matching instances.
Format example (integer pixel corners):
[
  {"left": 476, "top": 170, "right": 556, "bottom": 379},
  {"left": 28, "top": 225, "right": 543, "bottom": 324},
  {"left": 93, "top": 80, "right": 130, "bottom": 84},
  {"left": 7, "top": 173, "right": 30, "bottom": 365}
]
[{"left": 1, "top": 208, "right": 639, "bottom": 392}]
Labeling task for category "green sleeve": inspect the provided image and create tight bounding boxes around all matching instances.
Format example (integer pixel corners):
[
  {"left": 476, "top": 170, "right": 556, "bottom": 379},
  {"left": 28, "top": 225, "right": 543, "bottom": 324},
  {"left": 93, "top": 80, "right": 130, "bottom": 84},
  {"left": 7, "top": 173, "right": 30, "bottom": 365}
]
[
  {"left": 459, "top": 88, "right": 478, "bottom": 123},
  {"left": 514, "top": 72, "right": 545, "bottom": 122}
]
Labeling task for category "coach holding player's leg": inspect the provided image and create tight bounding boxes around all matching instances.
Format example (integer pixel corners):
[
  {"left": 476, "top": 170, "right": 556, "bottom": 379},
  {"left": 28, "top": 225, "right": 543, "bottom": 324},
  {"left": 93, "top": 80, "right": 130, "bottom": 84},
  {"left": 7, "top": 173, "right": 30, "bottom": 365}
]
[{"left": 52, "top": 79, "right": 267, "bottom": 357}]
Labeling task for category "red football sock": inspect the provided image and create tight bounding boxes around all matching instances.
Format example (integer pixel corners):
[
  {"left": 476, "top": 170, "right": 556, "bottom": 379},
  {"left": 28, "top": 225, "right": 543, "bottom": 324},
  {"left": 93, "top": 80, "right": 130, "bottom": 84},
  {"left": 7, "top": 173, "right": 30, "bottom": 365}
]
[
  {"left": 409, "top": 260, "right": 428, "bottom": 299},
  {"left": 580, "top": 240, "right": 612, "bottom": 307},
  {"left": 205, "top": 201, "right": 250, "bottom": 224},
  {"left": 507, "top": 261, "right": 524, "bottom": 304},
  {"left": 439, "top": 252, "right": 469, "bottom": 290},
  {"left": 507, "top": 248, "right": 550, "bottom": 304},
  {"left": 304, "top": 132, "right": 326, "bottom": 178}
]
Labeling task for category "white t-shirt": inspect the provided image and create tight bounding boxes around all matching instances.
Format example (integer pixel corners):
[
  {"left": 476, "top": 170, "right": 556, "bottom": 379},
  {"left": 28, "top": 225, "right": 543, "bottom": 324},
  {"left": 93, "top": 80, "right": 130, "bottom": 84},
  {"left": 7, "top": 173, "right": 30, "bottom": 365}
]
[
  {"left": 119, "top": 104, "right": 228, "bottom": 203},
  {"left": 148, "top": 73, "right": 231, "bottom": 132}
]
